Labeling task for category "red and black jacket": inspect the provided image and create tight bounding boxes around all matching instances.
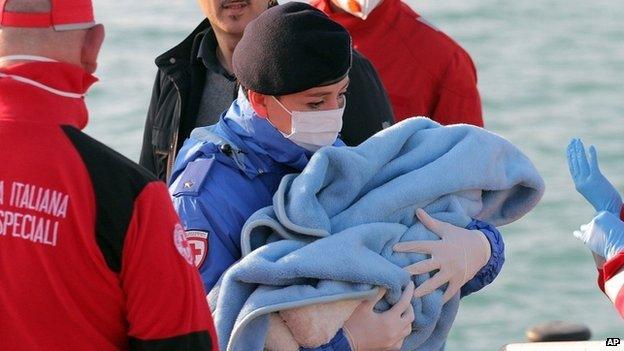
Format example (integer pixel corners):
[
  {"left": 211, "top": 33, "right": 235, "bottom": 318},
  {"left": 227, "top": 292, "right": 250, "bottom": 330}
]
[
  {"left": 596, "top": 206, "right": 624, "bottom": 318},
  {"left": 0, "top": 61, "right": 218, "bottom": 350},
  {"left": 312, "top": 0, "right": 484, "bottom": 127}
]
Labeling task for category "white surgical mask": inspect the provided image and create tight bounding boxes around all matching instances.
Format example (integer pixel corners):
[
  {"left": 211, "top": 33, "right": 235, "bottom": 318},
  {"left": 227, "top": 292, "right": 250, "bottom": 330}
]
[
  {"left": 271, "top": 96, "right": 345, "bottom": 152},
  {"left": 0, "top": 55, "right": 87, "bottom": 99},
  {"left": 333, "top": 0, "right": 382, "bottom": 20}
]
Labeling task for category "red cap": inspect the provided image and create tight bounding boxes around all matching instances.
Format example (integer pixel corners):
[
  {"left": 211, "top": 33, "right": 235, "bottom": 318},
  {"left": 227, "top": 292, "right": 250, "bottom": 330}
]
[{"left": 0, "top": 0, "right": 95, "bottom": 31}]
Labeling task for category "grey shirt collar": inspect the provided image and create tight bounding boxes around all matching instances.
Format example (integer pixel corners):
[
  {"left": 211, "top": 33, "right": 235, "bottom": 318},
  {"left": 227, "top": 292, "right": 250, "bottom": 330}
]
[{"left": 197, "top": 27, "right": 235, "bottom": 80}]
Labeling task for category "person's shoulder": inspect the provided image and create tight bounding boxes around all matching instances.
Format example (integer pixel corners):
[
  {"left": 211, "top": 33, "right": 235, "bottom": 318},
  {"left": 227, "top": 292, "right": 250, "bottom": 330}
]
[
  {"left": 170, "top": 151, "right": 252, "bottom": 202},
  {"left": 170, "top": 152, "right": 259, "bottom": 232},
  {"left": 154, "top": 19, "right": 212, "bottom": 69},
  {"left": 171, "top": 122, "right": 269, "bottom": 207},
  {"left": 350, "top": 49, "right": 378, "bottom": 78},
  {"left": 61, "top": 126, "right": 164, "bottom": 273},
  {"left": 170, "top": 126, "right": 243, "bottom": 193},
  {"left": 397, "top": 3, "right": 473, "bottom": 59},
  {"left": 61, "top": 125, "right": 156, "bottom": 192},
  {"left": 352, "top": 48, "right": 367, "bottom": 62}
]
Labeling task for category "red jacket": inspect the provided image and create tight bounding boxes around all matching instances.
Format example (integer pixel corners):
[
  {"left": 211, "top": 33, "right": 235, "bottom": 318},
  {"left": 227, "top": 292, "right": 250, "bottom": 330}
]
[
  {"left": 596, "top": 205, "right": 624, "bottom": 318},
  {"left": 0, "top": 61, "right": 218, "bottom": 350},
  {"left": 312, "top": 0, "right": 483, "bottom": 126}
]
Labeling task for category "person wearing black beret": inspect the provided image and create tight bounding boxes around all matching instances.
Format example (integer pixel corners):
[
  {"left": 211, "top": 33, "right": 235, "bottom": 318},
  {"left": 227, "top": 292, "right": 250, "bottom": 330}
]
[
  {"left": 139, "top": 0, "right": 394, "bottom": 182},
  {"left": 167, "top": 3, "right": 413, "bottom": 350},
  {"left": 232, "top": 1, "right": 352, "bottom": 97}
]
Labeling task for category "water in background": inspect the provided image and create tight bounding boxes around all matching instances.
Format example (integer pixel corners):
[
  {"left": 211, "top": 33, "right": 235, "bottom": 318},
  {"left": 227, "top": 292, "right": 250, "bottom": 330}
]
[{"left": 89, "top": 1, "right": 624, "bottom": 349}]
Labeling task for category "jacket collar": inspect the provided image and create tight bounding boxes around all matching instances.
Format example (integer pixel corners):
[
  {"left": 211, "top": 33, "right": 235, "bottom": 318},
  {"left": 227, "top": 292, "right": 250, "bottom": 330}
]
[
  {"left": 0, "top": 61, "right": 97, "bottom": 129},
  {"left": 197, "top": 27, "right": 235, "bottom": 80},
  {"left": 219, "top": 93, "right": 313, "bottom": 173},
  {"left": 311, "top": 0, "right": 403, "bottom": 34},
  {"left": 155, "top": 19, "right": 211, "bottom": 74}
]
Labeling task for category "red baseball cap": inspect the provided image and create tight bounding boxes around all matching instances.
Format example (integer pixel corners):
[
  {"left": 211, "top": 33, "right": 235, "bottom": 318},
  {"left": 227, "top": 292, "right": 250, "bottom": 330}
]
[{"left": 0, "top": 0, "right": 95, "bottom": 31}]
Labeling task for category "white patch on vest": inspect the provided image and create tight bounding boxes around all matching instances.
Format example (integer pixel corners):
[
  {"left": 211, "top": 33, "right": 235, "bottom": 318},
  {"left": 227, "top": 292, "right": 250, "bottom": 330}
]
[
  {"left": 173, "top": 223, "right": 194, "bottom": 266},
  {"left": 185, "top": 230, "right": 209, "bottom": 268}
]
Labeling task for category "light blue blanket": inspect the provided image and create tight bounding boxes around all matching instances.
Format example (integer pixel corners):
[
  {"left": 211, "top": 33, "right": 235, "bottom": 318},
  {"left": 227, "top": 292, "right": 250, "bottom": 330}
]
[{"left": 210, "top": 117, "right": 545, "bottom": 351}]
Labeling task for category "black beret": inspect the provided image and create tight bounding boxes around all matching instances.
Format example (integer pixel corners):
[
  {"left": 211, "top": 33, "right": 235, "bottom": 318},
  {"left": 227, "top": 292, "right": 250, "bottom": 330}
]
[{"left": 233, "top": 2, "right": 352, "bottom": 96}]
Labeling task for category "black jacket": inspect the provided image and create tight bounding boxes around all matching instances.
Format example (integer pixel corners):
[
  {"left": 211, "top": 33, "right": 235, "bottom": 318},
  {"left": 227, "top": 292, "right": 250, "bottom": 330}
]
[{"left": 139, "top": 20, "right": 394, "bottom": 181}]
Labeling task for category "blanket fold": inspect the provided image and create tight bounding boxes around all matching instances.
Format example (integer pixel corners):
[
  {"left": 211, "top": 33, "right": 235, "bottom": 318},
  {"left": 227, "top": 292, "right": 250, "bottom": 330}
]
[{"left": 211, "top": 117, "right": 545, "bottom": 351}]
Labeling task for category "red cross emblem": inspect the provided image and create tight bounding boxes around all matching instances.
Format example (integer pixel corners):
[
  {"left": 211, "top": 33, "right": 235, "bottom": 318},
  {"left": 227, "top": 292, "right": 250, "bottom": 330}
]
[{"left": 185, "top": 230, "right": 209, "bottom": 268}]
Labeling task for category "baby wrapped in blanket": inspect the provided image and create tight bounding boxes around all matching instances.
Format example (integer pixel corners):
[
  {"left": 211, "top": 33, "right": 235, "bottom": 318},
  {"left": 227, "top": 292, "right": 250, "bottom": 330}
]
[{"left": 209, "top": 117, "right": 545, "bottom": 351}]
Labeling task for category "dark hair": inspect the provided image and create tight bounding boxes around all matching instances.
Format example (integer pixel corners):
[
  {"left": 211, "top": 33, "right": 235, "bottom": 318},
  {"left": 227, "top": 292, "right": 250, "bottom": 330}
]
[{"left": 268, "top": 0, "right": 278, "bottom": 7}]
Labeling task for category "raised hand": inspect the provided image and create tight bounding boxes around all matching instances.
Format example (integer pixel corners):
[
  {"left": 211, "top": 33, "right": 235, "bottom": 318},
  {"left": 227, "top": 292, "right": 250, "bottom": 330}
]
[{"left": 567, "top": 138, "right": 622, "bottom": 214}]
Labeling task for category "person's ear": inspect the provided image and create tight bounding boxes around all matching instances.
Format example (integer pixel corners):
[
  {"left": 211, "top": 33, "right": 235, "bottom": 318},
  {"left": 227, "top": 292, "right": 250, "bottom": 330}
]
[
  {"left": 81, "top": 24, "right": 105, "bottom": 74},
  {"left": 248, "top": 90, "right": 269, "bottom": 118}
]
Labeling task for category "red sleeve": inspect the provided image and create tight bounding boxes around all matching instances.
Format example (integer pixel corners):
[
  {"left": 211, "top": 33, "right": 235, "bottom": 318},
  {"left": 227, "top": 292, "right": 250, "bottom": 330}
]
[
  {"left": 120, "top": 181, "right": 218, "bottom": 350},
  {"left": 599, "top": 252, "right": 624, "bottom": 318},
  {"left": 603, "top": 252, "right": 624, "bottom": 282},
  {"left": 620, "top": 204, "right": 624, "bottom": 221},
  {"left": 615, "top": 288, "right": 624, "bottom": 319},
  {"left": 431, "top": 51, "right": 484, "bottom": 127},
  {"left": 597, "top": 267, "right": 606, "bottom": 293}
]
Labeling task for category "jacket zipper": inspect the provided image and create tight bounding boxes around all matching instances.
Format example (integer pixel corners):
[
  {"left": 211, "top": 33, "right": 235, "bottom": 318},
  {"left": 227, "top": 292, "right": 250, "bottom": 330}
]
[
  {"left": 166, "top": 89, "right": 183, "bottom": 183},
  {"left": 166, "top": 130, "right": 178, "bottom": 183}
]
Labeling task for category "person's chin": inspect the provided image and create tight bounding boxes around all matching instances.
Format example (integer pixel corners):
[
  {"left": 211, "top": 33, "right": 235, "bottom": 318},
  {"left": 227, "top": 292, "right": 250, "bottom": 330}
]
[{"left": 218, "top": 7, "right": 255, "bottom": 34}]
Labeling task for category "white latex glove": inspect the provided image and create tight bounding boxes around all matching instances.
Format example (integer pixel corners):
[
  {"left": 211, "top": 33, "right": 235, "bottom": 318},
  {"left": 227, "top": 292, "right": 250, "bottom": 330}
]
[
  {"left": 573, "top": 211, "right": 624, "bottom": 261},
  {"left": 343, "top": 282, "right": 415, "bottom": 351},
  {"left": 394, "top": 209, "right": 491, "bottom": 303}
]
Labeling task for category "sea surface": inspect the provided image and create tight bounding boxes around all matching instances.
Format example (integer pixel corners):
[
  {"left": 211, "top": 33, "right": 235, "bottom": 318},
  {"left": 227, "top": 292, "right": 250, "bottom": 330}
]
[{"left": 89, "top": 1, "right": 624, "bottom": 349}]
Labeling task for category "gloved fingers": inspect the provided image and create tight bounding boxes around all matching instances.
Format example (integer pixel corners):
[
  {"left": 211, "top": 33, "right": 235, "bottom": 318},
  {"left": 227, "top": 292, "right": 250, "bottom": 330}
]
[
  {"left": 573, "top": 228, "right": 589, "bottom": 243},
  {"left": 404, "top": 259, "right": 439, "bottom": 276},
  {"left": 594, "top": 211, "right": 610, "bottom": 222},
  {"left": 394, "top": 240, "right": 441, "bottom": 254},
  {"left": 594, "top": 211, "right": 620, "bottom": 227},
  {"left": 567, "top": 140, "right": 578, "bottom": 178},
  {"left": 389, "top": 281, "right": 414, "bottom": 317},
  {"left": 588, "top": 145, "right": 602, "bottom": 174},
  {"left": 574, "top": 139, "right": 590, "bottom": 177},
  {"left": 415, "top": 208, "right": 452, "bottom": 238},
  {"left": 442, "top": 279, "right": 462, "bottom": 303},
  {"left": 413, "top": 271, "right": 449, "bottom": 298},
  {"left": 569, "top": 138, "right": 582, "bottom": 177}
]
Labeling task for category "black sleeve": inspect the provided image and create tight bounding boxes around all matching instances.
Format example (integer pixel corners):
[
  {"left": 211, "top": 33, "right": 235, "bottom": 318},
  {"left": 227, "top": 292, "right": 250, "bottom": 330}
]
[
  {"left": 129, "top": 332, "right": 213, "bottom": 351},
  {"left": 139, "top": 71, "right": 162, "bottom": 176},
  {"left": 340, "top": 49, "right": 395, "bottom": 146}
]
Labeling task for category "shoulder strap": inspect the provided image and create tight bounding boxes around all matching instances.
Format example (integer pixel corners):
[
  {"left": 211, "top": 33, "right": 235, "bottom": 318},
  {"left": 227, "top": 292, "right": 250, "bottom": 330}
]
[{"left": 190, "top": 126, "right": 257, "bottom": 177}]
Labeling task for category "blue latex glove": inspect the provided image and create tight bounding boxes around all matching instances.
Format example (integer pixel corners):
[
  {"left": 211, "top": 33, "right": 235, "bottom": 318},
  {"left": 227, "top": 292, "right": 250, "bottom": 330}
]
[
  {"left": 574, "top": 211, "right": 624, "bottom": 260},
  {"left": 566, "top": 138, "right": 622, "bottom": 214}
]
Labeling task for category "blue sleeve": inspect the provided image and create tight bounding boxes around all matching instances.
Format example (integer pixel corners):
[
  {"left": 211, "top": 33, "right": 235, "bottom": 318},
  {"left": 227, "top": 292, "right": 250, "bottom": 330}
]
[
  {"left": 460, "top": 219, "right": 505, "bottom": 298},
  {"left": 300, "top": 329, "right": 351, "bottom": 351},
  {"left": 172, "top": 193, "right": 243, "bottom": 294}
]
